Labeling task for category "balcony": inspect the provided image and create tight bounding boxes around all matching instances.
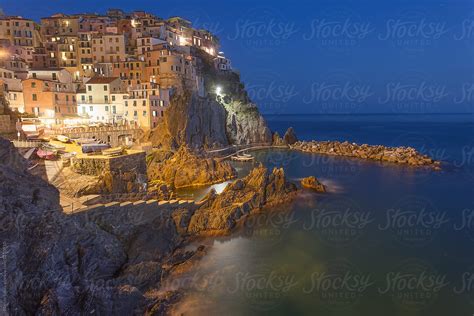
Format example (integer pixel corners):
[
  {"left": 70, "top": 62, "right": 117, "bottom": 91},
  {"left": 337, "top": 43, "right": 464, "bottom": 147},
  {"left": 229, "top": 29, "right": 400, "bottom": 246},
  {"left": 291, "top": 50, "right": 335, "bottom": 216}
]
[{"left": 78, "top": 99, "right": 112, "bottom": 105}]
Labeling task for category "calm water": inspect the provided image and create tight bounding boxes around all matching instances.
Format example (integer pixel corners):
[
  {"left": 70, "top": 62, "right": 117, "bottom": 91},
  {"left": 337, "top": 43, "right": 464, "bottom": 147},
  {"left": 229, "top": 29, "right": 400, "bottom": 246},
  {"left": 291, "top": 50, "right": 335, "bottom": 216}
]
[{"left": 175, "top": 114, "right": 474, "bottom": 316}]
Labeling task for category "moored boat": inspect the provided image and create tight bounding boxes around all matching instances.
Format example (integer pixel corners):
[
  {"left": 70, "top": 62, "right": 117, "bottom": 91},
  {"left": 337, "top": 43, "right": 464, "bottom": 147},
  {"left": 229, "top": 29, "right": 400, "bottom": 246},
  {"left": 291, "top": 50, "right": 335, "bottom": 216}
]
[
  {"left": 56, "top": 135, "right": 70, "bottom": 143},
  {"left": 231, "top": 155, "right": 254, "bottom": 162},
  {"left": 102, "top": 147, "right": 123, "bottom": 157},
  {"left": 37, "top": 149, "right": 56, "bottom": 160},
  {"left": 42, "top": 143, "right": 66, "bottom": 151},
  {"left": 81, "top": 143, "right": 111, "bottom": 154},
  {"left": 75, "top": 138, "right": 97, "bottom": 145}
]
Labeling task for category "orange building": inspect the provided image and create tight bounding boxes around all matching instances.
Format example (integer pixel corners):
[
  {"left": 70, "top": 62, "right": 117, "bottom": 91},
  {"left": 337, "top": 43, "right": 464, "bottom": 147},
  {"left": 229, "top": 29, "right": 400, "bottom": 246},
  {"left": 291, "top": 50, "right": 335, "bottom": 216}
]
[{"left": 23, "top": 78, "right": 77, "bottom": 125}]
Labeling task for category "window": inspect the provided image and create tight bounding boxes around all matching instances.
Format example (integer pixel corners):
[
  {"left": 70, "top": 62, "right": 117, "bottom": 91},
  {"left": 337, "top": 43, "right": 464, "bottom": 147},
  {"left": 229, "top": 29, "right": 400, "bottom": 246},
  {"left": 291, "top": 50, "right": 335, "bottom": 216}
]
[
  {"left": 142, "top": 100, "right": 146, "bottom": 106},
  {"left": 32, "top": 94, "right": 37, "bottom": 101},
  {"left": 52, "top": 73, "right": 57, "bottom": 80},
  {"left": 88, "top": 96, "right": 92, "bottom": 102},
  {"left": 105, "top": 106, "right": 109, "bottom": 111},
  {"left": 31, "top": 82, "right": 36, "bottom": 88},
  {"left": 152, "top": 110, "right": 157, "bottom": 117},
  {"left": 133, "top": 111, "right": 137, "bottom": 117},
  {"left": 104, "top": 96, "right": 108, "bottom": 102},
  {"left": 87, "top": 85, "right": 91, "bottom": 91},
  {"left": 143, "top": 111, "right": 147, "bottom": 116},
  {"left": 112, "top": 106, "right": 116, "bottom": 114},
  {"left": 112, "top": 95, "right": 115, "bottom": 101},
  {"left": 133, "top": 101, "right": 137, "bottom": 107},
  {"left": 90, "top": 106, "right": 93, "bottom": 111},
  {"left": 104, "top": 85, "right": 108, "bottom": 91},
  {"left": 32, "top": 73, "right": 36, "bottom": 78},
  {"left": 125, "top": 101, "right": 128, "bottom": 107}
]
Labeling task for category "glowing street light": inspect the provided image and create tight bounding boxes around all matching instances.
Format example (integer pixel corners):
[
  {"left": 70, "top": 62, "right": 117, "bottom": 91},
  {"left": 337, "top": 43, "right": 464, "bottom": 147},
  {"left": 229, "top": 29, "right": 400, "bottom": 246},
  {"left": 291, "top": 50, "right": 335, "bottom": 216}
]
[{"left": 215, "top": 86, "right": 222, "bottom": 95}]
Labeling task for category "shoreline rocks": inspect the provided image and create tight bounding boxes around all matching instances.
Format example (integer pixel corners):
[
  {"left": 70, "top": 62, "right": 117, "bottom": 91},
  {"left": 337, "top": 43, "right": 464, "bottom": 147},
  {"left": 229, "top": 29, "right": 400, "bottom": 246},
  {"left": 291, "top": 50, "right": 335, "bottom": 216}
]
[
  {"left": 291, "top": 140, "right": 441, "bottom": 170},
  {"left": 301, "top": 176, "right": 326, "bottom": 192},
  {"left": 187, "top": 164, "right": 298, "bottom": 235}
]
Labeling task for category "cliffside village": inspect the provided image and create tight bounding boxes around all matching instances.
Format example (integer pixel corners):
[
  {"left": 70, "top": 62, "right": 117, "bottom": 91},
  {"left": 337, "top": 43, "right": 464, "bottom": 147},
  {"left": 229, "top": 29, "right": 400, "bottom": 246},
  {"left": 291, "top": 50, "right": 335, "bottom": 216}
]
[{"left": 0, "top": 9, "right": 232, "bottom": 132}]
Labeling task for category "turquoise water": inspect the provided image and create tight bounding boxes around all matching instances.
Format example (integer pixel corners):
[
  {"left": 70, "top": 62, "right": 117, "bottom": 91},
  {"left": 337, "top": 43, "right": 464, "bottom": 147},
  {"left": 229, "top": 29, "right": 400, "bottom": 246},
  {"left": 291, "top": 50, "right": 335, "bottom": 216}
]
[{"left": 175, "top": 114, "right": 474, "bottom": 316}]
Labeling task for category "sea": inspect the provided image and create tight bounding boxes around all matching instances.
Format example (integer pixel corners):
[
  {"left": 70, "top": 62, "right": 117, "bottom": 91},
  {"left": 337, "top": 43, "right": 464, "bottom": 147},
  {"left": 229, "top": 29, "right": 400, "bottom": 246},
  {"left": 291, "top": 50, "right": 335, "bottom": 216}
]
[{"left": 173, "top": 114, "right": 474, "bottom": 316}]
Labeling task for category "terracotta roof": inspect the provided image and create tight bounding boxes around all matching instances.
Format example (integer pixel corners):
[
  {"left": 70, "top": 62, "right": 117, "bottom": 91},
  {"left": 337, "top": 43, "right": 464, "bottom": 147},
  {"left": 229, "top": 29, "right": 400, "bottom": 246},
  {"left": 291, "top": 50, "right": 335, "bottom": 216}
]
[{"left": 86, "top": 77, "right": 119, "bottom": 84}]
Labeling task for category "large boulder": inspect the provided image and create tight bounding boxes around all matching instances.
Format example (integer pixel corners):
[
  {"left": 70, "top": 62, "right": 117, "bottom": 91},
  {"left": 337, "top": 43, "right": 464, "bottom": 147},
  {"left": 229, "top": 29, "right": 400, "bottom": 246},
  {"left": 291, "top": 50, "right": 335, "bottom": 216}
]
[
  {"left": 283, "top": 127, "right": 298, "bottom": 145},
  {"left": 301, "top": 176, "right": 326, "bottom": 192}
]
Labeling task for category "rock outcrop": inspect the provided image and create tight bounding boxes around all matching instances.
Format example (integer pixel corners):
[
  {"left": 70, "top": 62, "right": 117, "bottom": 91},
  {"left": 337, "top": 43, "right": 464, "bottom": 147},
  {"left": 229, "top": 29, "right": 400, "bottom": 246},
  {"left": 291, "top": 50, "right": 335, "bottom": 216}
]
[
  {"left": 145, "top": 51, "right": 272, "bottom": 150},
  {"left": 221, "top": 99, "right": 272, "bottom": 145},
  {"left": 147, "top": 146, "right": 237, "bottom": 189},
  {"left": 187, "top": 165, "right": 298, "bottom": 235},
  {"left": 283, "top": 127, "right": 298, "bottom": 145},
  {"left": 291, "top": 140, "right": 442, "bottom": 169},
  {"left": 272, "top": 131, "right": 285, "bottom": 146},
  {"left": 301, "top": 176, "right": 326, "bottom": 192},
  {"left": 272, "top": 127, "right": 298, "bottom": 146}
]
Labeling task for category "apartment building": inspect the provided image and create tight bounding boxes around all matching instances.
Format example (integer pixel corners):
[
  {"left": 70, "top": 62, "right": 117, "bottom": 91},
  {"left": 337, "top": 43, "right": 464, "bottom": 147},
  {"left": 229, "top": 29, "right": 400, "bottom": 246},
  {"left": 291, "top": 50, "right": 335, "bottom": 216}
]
[
  {"left": 123, "top": 82, "right": 170, "bottom": 129},
  {"left": 112, "top": 59, "right": 146, "bottom": 87},
  {"left": 77, "top": 77, "right": 128, "bottom": 123},
  {"left": 91, "top": 34, "right": 126, "bottom": 63}
]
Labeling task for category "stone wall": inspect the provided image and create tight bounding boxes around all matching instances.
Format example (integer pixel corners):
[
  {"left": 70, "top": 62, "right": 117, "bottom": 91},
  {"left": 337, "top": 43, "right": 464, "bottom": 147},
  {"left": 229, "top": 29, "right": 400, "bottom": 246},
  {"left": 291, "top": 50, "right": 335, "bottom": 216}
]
[
  {"left": 47, "top": 126, "right": 143, "bottom": 147},
  {"left": 71, "top": 151, "right": 148, "bottom": 194},
  {"left": 72, "top": 151, "right": 146, "bottom": 176}
]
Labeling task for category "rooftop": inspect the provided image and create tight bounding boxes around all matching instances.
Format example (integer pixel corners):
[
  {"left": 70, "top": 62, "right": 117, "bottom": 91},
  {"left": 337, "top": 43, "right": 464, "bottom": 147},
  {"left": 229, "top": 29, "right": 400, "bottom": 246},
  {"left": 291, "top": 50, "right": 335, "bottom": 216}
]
[{"left": 86, "top": 77, "right": 119, "bottom": 84}]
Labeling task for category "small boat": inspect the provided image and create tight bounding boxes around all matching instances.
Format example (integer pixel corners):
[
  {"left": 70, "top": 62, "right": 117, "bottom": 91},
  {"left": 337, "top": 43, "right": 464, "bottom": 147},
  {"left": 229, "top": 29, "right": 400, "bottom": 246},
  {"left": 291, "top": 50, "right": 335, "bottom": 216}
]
[
  {"left": 37, "top": 149, "right": 56, "bottom": 160},
  {"left": 75, "top": 138, "right": 97, "bottom": 145},
  {"left": 56, "top": 135, "right": 70, "bottom": 143},
  {"left": 42, "top": 143, "right": 66, "bottom": 151},
  {"left": 231, "top": 154, "right": 254, "bottom": 162},
  {"left": 241, "top": 153, "right": 253, "bottom": 158},
  {"left": 102, "top": 147, "right": 123, "bottom": 157},
  {"left": 61, "top": 152, "right": 77, "bottom": 159},
  {"left": 23, "top": 148, "right": 36, "bottom": 160},
  {"left": 81, "top": 143, "right": 111, "bottom": 154}
]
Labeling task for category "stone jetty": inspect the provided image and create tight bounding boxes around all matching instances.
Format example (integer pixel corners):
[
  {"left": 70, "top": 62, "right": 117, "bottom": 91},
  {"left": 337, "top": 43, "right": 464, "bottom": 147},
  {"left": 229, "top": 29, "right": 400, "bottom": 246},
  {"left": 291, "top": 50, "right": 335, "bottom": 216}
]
[{"left": 290, "top": 140, "right": 441, "bottom": 170}]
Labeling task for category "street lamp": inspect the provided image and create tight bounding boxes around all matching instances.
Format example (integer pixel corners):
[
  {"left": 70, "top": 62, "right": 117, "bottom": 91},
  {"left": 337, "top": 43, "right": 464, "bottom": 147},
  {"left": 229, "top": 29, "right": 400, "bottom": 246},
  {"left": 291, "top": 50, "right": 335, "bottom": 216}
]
[{"left": 215, "top": 86, "right": 222, "bottom": 95}]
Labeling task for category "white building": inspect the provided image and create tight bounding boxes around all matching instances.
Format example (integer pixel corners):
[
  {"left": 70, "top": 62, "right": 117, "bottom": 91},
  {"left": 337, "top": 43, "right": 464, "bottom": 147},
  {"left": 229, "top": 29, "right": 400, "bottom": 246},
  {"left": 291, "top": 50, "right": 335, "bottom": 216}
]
[{"left": 77, "top": 77, "right": 128, "bottom": 123}]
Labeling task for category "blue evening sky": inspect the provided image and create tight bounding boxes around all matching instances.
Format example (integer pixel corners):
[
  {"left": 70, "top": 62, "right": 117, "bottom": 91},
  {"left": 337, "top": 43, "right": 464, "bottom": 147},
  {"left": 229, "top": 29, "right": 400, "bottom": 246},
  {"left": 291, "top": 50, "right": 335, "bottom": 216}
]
[{"left": 2, "top": 0, "right": 473, "bottom": 114}]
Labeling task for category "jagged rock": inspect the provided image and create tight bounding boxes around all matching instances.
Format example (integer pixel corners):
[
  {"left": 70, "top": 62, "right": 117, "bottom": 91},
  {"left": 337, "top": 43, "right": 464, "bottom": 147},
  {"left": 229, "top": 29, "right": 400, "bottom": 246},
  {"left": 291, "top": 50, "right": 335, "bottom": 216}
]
[
  {"left": 272, "top": 132, "right": 285, "bottom": 146},
  {"left": 301, "top": 176, "right": 326, "bottom": 192},
  {"left": 283, "top": 127, "right": 298, "bottom": 145},
  {"left": 187, "top": 164, "right": 297, "bottom": 234},
  {"left": 147, "top": 146, "right": 237, "bottom": 189}
]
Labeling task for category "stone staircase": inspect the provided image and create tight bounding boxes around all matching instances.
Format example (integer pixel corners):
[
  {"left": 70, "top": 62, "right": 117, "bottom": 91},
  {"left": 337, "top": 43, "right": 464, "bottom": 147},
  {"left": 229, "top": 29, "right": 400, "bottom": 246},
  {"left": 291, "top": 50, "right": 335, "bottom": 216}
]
[{"left": 70, "top": 198, "right": 201, "bottom": 215}]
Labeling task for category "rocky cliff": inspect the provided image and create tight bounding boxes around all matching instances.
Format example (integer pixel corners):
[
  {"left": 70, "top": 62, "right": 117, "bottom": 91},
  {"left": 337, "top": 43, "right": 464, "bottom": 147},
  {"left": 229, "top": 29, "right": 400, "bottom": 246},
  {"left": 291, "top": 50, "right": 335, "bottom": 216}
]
[
  {"left": 147, "top": 146, "right": 236, "bottom": 189},
  {"left": 2, "top": 137, "right": 296, "bottom": 315},
  {"left": 145, "top": 92, "right": 230, "bottom": 150},
  {"left": 145, "top": 51, "right": 272, "bottom": 150}
]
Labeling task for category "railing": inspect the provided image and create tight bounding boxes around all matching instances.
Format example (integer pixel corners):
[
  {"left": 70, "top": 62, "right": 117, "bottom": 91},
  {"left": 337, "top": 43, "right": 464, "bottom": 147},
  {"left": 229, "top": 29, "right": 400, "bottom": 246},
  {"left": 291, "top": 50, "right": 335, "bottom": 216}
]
[{"left": 11, "top": 140, "right": 43, "bottom": 148}]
